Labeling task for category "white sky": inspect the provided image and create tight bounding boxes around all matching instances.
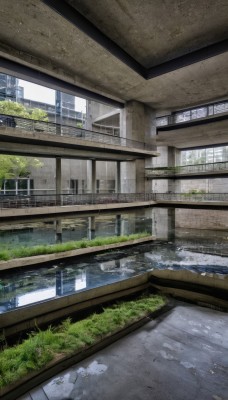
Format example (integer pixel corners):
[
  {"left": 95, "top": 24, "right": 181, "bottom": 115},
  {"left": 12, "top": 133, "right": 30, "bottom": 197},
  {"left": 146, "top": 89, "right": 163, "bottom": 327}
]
[{"left": 19, "top": 79, "right": 86, "bottom": 113}]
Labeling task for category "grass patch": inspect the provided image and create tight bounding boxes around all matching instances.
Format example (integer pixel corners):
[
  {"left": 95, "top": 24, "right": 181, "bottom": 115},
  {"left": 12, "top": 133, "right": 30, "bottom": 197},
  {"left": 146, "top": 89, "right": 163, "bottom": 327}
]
[
  {"left": 0, "top": 294, "right": 165, "bottom": 389},
  {"left": 0, "top": 232, "right": 151, "bottom": 261}
]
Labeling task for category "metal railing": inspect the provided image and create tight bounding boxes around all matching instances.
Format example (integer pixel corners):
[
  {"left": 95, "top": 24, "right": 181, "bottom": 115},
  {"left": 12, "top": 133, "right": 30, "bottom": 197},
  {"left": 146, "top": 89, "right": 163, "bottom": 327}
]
[
  {"left": 0, "top": 192, "right": 227, "bottom": 209},
  {"left": 156, "top": 100, "right": 228, "bottom": 127},
  {"left": 0, "top": 193, "right": 155, "bottom": 209},
  {"left": 0, "top": 114, "right": 156, "bottom": 151},
  {"left": 153, "top": 193, "right": 228, "bottom": 202},
  {"left": 145, "top": 161, "right": 228, "bottom": 177}
]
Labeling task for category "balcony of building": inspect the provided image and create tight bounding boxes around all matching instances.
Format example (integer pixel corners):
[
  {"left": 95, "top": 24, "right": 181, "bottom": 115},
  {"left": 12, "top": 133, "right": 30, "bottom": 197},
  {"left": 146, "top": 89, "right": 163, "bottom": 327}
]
[
  {"left": 156, "top": 100, "right": 228, "bottom": 148},
  {"left": 0, "top": 114, "right": 158, "bottom": 161},
  {"left": 145, "top": 161, "right": 228, "bottom": 179}
]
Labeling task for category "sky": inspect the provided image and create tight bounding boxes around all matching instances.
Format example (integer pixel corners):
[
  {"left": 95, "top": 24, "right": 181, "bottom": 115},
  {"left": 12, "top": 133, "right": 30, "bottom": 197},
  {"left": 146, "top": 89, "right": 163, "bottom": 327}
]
[{"left": 19, "top": 79, "right": 86, "bottom": 113}]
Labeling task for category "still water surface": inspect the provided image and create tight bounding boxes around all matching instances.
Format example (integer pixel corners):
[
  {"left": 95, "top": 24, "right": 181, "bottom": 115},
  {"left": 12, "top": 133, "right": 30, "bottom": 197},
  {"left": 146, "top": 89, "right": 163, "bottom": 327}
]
[{"left": 0, "top": 241, "right": 227, "bottom": 314}]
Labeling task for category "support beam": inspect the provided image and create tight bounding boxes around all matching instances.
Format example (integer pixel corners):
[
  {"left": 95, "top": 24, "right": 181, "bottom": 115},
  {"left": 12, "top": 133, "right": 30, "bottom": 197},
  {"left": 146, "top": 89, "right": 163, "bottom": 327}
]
[{"left": 56, "top": 157, "right": 62, "bottom": 205}]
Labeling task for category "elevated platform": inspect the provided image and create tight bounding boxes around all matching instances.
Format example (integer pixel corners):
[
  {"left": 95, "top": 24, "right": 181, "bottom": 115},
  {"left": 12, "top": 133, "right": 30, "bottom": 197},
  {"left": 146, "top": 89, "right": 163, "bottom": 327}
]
[
  {"left": 0, "top": 119, "right": 158, "bottom": 161},
  {"left": 145, "top": 161, "right": 228, "bottom": 179},
  {"left": 156, "top": 114, "right": 228, "bottom": 149}
]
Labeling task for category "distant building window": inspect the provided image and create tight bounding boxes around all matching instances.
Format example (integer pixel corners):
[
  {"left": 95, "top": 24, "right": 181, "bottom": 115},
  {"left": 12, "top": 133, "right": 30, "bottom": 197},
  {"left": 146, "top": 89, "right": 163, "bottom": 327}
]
[{"left": 1, "top": 179, "right": 33, "bottom": 195}]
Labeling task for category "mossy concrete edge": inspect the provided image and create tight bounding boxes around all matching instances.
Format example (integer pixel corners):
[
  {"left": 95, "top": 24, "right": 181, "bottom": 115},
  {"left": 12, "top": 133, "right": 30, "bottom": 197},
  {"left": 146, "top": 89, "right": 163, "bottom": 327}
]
[
  {"left": 0, "top": 235, "right": 156, "bottom": 271},
  {"left": 0, "top": 302, "right": 169, "bottom": 400}
]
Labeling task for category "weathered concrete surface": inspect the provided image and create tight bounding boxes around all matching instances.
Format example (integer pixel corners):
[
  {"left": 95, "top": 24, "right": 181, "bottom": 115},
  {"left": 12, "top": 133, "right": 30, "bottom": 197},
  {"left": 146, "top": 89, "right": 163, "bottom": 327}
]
[
  {"left": 18, "top": 302, "right": 228, "bottom": 400},
  {"left": 1, "top": 274, "right": 150, "bottom": 337},
  {"left": 156, "top": 118, "right": 228, "bottom": 148},
  {"left": 0, "top": 200, "right": 157, "bottom": 219},
  {"left": 0, "top": 1, "right": 228, "bottom": 110},
  {"left": 0, "top": 127, "right": 159, "bottom": 161}
]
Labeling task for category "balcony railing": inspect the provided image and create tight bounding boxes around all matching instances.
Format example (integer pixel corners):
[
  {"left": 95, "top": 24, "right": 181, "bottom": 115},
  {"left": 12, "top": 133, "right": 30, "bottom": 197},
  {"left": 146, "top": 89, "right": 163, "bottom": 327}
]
[
  {"left": 156, "top": 100, "right": 228, "bottom": 127},
  {"left": 0, "top": 193, "right": 155, "bottom": 209},
  {"left": 145, "top": 161, "right": 228, "bottom": 177},
  {"left": 0, "top": 192, "right": 227, "bottom": 209},
  {"left": 0, "top": 114, "right": 155, "bottom": 151},
  {"left": 153, "top": 193, "right": 228, "bottom": 202}
]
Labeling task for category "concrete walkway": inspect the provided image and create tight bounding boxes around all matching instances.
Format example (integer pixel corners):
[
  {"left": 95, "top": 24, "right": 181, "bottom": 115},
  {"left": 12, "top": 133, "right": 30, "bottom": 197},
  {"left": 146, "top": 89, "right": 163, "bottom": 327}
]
[{"left": 18, "top": 302, "right": 228, "bottom": 400}]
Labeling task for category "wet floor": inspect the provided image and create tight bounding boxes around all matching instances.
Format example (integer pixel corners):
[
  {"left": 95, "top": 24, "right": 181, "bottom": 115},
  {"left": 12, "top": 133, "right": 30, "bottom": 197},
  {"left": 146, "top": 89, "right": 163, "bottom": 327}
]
[{"left": 17, "top": 302, "right": 228, "bottom": 400}]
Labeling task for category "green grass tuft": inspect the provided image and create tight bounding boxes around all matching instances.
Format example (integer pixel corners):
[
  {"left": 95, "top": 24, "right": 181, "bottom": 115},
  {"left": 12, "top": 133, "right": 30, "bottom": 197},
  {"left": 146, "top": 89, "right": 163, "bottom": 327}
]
[
  {"left": 0, "top": 232, "right": 151, "bottom": 261},
  {"left": 0, "top": 294, "right": 165, "bottom": 390}
]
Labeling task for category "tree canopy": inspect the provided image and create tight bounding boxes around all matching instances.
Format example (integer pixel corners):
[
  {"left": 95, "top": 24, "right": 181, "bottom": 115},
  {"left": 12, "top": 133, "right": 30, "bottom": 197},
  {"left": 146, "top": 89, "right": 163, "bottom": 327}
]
[
  {"left": 0, "top": 155, "right": 43, "bottom": 188},
  {"left": 0, "top": 100, "right": 48, "bottom": 121},
  {"left": 0, "top": 101, "right": 47, "bottom": 188}
]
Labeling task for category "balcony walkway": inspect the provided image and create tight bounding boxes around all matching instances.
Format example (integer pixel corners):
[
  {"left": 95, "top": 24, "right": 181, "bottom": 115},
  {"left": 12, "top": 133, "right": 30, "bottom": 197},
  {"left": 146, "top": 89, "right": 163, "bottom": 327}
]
[
  {"left": 156, "top": 100, "right": 228, "bottom": 149},
  {"left": 0, "top": 193, "right": 227, "bottom": 219},
  {"left": 156, "top": 99, "right": 228, "bottom": 128},
  {"left": 145, "top": 161, "right": 228, "bottom": 179},
  {"left": 0, "top": 115, "right": 158, "bottom": 161}
]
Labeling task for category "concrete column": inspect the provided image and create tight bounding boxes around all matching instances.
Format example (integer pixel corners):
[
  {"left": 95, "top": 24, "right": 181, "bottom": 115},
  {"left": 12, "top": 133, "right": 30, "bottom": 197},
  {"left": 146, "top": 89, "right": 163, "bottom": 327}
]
[
  {"left": 88, "top": 216, "right": 96, "bottom": 240},
  {"left": 55, "top": 218, "right": 62, "bottom": 243},
  {"left": 120, "top": 101, "right": 157, "bottom": 195},
  {"left": 92, "top": 160, "right": 96, "bottom": 194},
  {"left": 116, "top": 161, "right": 121, "bottom": 193},
  {"left": 168, "top": 147, "right": 181, "bottom": 193},
  {"left": 151, "top": 207, "right": 175, "bottom": 241},
  {"left": 87, "top": 160, "right": 96, "bottom": 194},
  {"left": 115, "top": 214, "right": 122, "bottom": 236},
  {"left": 56, "top": 157, "right": 62, "bottom": 205},
  {"left": 15, "top": 180, "right": 18, "bottom": 195},
  {"left": 27, "top": 179, "right": 31, "bottom": 196},
  {"left": 55, "top": 90, "right": 62, "bottom": 135},
  {"left": 168, "top": 208, "right": 176, "bottom": 241}
]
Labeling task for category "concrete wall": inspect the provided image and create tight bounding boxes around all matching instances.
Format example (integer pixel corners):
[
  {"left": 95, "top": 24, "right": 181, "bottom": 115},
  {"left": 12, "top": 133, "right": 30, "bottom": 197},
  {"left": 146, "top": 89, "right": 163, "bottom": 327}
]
[
  {"left": 176, "top": 209, "right": 228, "bottom": 230},
  {"left": 30, "top": 158, "right": 116, "bottom": 194}
]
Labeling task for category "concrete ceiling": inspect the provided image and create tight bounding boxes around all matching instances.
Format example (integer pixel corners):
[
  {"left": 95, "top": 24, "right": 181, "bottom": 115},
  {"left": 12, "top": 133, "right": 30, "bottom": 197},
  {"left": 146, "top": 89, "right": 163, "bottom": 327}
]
[
  {"left": 157, "top": 118, "right": 228, "bottom": 148},
  {"left": 0, "top": 0, "right": 228, "bottom": 111}
]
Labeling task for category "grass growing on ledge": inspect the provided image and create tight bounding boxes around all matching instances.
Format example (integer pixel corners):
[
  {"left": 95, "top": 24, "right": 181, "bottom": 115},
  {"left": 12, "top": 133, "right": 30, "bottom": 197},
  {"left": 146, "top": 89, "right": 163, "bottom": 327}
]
[
  {"left": 0, "top": 294, "right": 166, "bottom": 390},
  {"left": 0, "top": 232, "right": 151, "bottom": 261}
]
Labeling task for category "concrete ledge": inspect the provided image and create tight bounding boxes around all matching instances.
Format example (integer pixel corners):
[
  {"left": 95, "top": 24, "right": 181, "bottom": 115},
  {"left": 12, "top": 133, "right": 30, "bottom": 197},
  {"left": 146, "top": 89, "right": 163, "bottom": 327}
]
[
  {"left": 0, "top": 274, "right": 151, "bottom": 337},
  {"left": 149, "top": 270, "right": 228, "bottom": 310},
  {"left": 0, "top": 201, "right": 157, "bottom": 218},
  {"left": 0, "top": 236, "right": 156, "bottom": 271}
]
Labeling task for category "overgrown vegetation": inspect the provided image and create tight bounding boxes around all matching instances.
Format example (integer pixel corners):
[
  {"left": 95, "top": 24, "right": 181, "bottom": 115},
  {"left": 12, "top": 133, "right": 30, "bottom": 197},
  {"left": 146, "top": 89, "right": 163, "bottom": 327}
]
[
  {"left": 0, "top": 233, "right": 151, "bottom": 261},
  {"left": 0, "top": 294, "right": 166, "bottom": 390}
]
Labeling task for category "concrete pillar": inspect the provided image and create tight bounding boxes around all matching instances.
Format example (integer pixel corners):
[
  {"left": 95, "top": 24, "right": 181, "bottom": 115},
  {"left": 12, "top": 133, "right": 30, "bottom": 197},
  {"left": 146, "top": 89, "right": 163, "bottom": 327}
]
[
  {"left": 88, "top": 216, "right": 96, "bottom": 240},
  {"left": 116, "top": 161, "right": 121, "bottom": 193},
  {"left": 120, "top": 101, "right": 157, "bottom": 194},
  {"left": 56, "top": 157, "right": 62, "bottom": 205},
  {"left": 152, "top": 207, "right": 176, "bottom": 241},
  {"left": 168, "top": 147, "right": 181, "bottom": 193},
  {"left": 55, "top": 218, "right": 62, "bottom": 243},
  {"left": 115, "top": 214, "right": 122, "bottom": 236},
  {"left": 168, "top": 208, "right": 176, "bottom": 241},
  {"left": 87, "top": 160, "right": 96, "bottom": 194},
  {"left": 27, "top": 179, "right": 31, "bottom": 196},
  {"left": 15, "top": 180, "right": 18, "bottom": 195},
  {"left": 55, "top": 90, "right": 62, "bottom": 135},
  {"left": 92, "top": 160, "right": 96, "bottom": 194}
]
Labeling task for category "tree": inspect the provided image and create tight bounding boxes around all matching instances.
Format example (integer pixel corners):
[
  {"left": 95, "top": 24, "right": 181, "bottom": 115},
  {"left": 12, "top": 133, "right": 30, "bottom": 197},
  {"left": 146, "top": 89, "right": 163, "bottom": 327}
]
[
  {"left": 0, "top": 100, "right": 47, "bottom": 188},
  {"left": 0, "top": 100, "right": 48, "bottom": 121},
  {"left": 0, "top": 155, "right": 43, "bottom": 189}
]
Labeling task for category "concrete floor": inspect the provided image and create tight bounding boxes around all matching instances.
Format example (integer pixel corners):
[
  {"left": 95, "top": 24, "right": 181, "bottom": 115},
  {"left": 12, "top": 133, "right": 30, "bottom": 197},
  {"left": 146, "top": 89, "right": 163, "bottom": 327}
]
[{"left": 18, "top": 302, "right": 228, "bottom": 400}]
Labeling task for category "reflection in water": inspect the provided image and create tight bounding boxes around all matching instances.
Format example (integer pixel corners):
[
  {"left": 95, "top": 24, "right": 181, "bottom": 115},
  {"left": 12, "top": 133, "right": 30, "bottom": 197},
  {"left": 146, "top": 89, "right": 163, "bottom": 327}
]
[
  {"left": 0, "top": 243, "right": 227, "bottom": 313},
  {"left": 0, "top": 214, "right": 152, "bottom": 250}
]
